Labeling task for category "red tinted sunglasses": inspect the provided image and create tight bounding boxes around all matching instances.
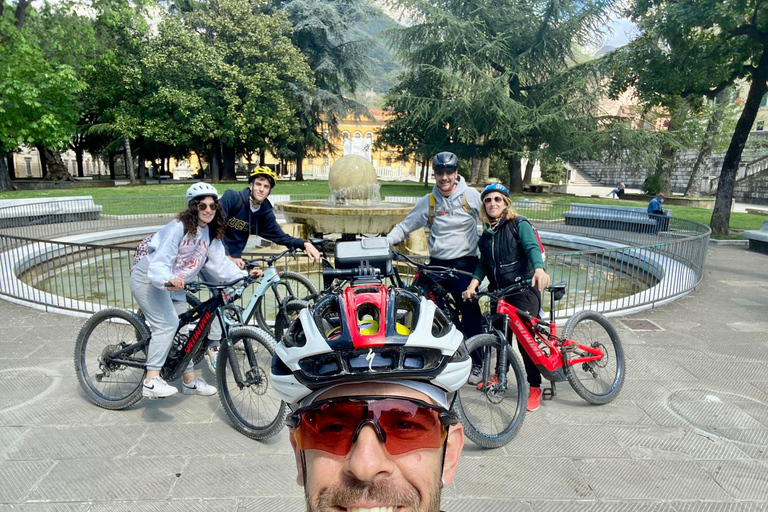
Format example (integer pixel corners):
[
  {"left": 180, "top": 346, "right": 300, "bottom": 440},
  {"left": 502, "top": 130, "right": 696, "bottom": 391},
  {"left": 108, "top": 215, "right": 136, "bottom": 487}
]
[{"left": 288, "top": 396, "right": 457, "bottom": 456}]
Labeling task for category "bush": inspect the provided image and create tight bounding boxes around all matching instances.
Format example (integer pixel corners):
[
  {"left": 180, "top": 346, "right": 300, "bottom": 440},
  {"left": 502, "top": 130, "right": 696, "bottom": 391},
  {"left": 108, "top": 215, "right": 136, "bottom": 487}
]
[
  {"left": 540, "top": 160, "right": 566, "bottom": 183},
  {"left": 642, "top": 172, "right": 664, "bottom": 195}
]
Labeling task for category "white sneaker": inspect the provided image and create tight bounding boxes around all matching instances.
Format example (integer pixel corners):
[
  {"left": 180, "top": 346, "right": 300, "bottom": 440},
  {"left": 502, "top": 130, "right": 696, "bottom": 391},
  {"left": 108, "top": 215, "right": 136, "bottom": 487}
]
[
  {"left": 143, "top": 376, "right": 178, "bottom": 399},
  {"left": 182, "top": 378, "right": 217, "bottom": 396},
  {"left": 205, "top": 346, "right": 219, "bottom": 372}
]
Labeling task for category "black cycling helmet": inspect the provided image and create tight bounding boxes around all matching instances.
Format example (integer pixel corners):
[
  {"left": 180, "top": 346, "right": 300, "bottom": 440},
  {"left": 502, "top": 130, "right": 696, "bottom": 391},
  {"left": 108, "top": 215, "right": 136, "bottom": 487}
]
[{"left": 432, "top": 152, "right": 459, "bottom": 171}]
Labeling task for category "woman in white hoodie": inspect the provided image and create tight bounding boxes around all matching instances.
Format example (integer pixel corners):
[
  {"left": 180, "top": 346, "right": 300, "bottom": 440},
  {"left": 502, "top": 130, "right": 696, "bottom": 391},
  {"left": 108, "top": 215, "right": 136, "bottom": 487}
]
[{"left": 130, "top": 183, "right": 259, "bottom": 399}]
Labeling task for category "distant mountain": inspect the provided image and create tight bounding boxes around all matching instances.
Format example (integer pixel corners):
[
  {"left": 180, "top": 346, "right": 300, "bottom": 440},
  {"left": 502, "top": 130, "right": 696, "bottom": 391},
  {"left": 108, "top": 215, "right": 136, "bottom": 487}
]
[{"left": 350, "top": 7, "right": 403, "bottom": 95}]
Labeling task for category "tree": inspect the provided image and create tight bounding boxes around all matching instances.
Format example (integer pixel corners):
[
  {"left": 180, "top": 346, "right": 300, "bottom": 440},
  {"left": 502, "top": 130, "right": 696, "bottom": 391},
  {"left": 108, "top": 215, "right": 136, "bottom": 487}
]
[
  {"left": 1, "top": 0, "right": 83, "bottom": 189},
  {"left": 385, "top": 0, "right": 617, "bottom": 194},
  {"left": 685, "top": 88, "right": 731, "bottom": 197},
  {"left": 141, "top": 0, "right": 311, "bottom": 182},
  {"left": 620, "top": 0, "right": 768, "bottom": 235},
  {"left": 268, "top": 0, "right": 372, "bottom": 181}
]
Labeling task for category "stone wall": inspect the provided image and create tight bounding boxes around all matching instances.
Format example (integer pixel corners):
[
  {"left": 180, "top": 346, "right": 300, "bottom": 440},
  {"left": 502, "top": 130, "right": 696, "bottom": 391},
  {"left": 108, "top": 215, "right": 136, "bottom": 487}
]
[
  {"left": 574, "top": 131, "right": 768, "bottom": 200},
  {"left": 734, "top": 169, "right": 768, "bottom": 205}
]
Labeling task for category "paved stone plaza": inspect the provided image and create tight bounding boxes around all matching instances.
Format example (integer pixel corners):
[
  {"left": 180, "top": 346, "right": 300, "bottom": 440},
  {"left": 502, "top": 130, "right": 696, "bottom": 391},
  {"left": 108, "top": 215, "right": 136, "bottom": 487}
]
[{"left": 1, "top": 243, "right": 767, "bottom": 511}]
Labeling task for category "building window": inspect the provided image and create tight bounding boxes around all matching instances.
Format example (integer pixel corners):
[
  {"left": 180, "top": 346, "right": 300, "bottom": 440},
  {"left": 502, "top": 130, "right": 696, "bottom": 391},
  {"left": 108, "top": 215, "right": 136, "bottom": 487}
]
[
  {"left": 25, "top": 158, "right": 32, "bottom": 177},
  {"left": 341, "top": 131, "right": 350, "bottom": 140},
  {"left": 353, "top": 131, "right": 362, "bottom": 139},
  {"left": 762, "top": 93, "right": 768, "bottom": 108},
  {"left": 307, "top": 155, "right": 314, "bottom": 165},
  {"left": 323, "top": 156, "right": 329, "bottom": 165},
  {"left": 385, "top": 157, "right": 392, "bottom": 166}
]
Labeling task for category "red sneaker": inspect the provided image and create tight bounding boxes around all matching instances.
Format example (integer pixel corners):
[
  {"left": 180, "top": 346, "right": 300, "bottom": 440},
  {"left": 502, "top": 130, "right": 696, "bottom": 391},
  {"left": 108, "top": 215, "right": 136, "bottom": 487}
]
[
  {"left": 477, "top": 374, "right": 500, "bottom": 391},
  {"left": 527, "top": 387, "right": 541, "bottom": 411}
]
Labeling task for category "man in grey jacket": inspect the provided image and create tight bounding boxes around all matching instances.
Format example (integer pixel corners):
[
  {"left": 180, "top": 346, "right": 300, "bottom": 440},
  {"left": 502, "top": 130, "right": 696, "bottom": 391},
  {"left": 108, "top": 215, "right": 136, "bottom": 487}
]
[{"left": 386, "top": 152, "right": 485, "bottom": 383}]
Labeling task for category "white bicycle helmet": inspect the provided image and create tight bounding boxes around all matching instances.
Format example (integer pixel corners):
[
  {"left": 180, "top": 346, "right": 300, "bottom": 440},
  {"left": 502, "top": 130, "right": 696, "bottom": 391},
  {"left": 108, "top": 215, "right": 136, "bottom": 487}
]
[
  {"left": 186, "top": 182, "right": 219, "bottom": 204},
  {"left": 271, "top": 283, "right": 471, "bottom": 409}
]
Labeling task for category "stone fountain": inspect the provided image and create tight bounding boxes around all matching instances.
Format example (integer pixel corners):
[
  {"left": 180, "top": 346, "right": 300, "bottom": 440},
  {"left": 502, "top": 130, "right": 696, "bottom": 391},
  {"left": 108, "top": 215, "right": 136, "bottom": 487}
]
[{"left": 277, "top": 155, "right": 415, "bottom": 240}]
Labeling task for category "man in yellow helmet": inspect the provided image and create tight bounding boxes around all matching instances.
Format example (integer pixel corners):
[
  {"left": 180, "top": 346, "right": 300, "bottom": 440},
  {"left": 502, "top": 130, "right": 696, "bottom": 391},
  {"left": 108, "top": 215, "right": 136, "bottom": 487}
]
[
  {"left": 219, "top": 166, "right": 321, "bottom": 268},
  {"left": 203, "top": 166, "right": 320, "bottom": 370}
]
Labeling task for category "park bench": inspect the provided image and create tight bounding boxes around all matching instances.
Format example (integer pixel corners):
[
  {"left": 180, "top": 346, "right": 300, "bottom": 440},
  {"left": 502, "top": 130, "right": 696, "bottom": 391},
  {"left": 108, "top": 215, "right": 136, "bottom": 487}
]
[
  {"left": 563, "top": 203, "right": 672, "bottom": 234},
  {"left": 0, "top": 196, "right": 102, "bottom": 229},
  {"left": 744, "top": 219, "right": 768, "bottom": 254},
  {"left": 746, "top": 207, "right": 768, "bottom": 217}
]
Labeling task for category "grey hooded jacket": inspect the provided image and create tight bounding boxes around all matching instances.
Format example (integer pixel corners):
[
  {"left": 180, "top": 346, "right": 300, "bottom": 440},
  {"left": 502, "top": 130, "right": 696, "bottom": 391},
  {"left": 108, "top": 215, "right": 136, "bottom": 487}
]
[{"left": 386, "top": 176, "right": 481, "bottom": 260}]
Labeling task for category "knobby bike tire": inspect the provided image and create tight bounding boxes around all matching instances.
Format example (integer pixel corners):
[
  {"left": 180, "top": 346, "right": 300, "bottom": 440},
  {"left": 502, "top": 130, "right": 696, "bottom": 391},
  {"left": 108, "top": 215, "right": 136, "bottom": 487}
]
[
  {"left": 273, "top": 299, "right": 310, "bottom": 343},
  {"left": 253, "top": 271, "right": 317, "bottom": 335},
  {"left": 216, "top": 326, "right": 288, "bottom": 440},
  {"left": 454, "top": 333, "right": 528, "bottom": 448},
  {"left": 74, "top": 308, "right": 149, "bottom": 410},
  {"left": 137, "top": 292, "right": 206, "bottom": 366},
  {"left": 562, "top": 310, "right": 625, "bottom": 405}
]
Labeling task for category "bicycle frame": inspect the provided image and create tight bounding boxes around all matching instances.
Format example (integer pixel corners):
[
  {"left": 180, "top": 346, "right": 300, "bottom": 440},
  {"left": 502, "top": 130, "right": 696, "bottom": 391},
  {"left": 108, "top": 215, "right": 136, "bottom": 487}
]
[
  {"left": 492, "top": 298, "right": 605, "bottom": 384},
  {"left": 240, "top": 266, "right": 283, "bottom": 324}
]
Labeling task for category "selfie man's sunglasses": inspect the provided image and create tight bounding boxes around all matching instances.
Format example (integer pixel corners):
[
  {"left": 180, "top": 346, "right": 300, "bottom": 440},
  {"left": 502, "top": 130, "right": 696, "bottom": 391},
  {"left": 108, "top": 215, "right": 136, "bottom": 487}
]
[
  {"left": 288, "top": 395, "right": 457, "bottom": 456},
  {"left": 196, "top": 201, "right": 218, "bottom": 211}
]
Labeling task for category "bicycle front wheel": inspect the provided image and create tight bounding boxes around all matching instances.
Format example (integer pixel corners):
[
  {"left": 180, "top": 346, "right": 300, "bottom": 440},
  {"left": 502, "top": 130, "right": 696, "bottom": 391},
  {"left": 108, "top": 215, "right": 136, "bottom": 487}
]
[
  {"left": 273, "top": 299, "right": 310, "bottom": 343},
  {"left": 74, "top": 308, "right": 149, "bottom": 410},
  {"left": 454, "top": 333, "right": 528, "bottom": 449},
  {"left": 563, "top": 310, "right": 625, "bottom": 405},
  {"left": 216, "top": 326, "right": 288, "bottom": 440},
  {"left": 253, "top": 271, "right": 317, "bottom": 335}
]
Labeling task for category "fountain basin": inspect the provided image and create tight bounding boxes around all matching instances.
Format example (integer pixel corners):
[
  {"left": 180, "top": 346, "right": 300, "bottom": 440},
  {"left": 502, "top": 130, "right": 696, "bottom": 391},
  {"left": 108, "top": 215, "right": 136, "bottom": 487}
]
[{"left": 277, "top": 200, "right": 413, "bottom": 235}]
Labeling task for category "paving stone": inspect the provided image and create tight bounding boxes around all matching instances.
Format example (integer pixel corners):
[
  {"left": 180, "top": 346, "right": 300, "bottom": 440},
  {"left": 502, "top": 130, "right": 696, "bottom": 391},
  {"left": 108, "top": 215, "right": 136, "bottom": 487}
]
[
  {"left": 130, "top": 422, "right": 260, "bottom": 458},
  {"left": 87, "top": 499, "right": 238, "bottom": 511},
  {"left": 0, "top": 460, "right": 55, "bottom": 503},
  {"left": 239, "top": 497, "right": 306, "bottom": 511},
  {"left": 678, "top": 361, "right": 768, "bottom": 381},
  {"left": 699, "top": 460, "right": 768, "bottom": 501},
  {"left": 26, "top": 457, "right": 184, "bottom": 502},
  {"left": 170, "top": 454, "right": 302, "bottom": 500},
  {"left": 453, "top": 457, "right": 594, "bottom": 499},
  {"left": 575, "top": 459, "right": 731, "bottom": 500},
  {"left": 5, "top": 425, "right": 147, "bottom": 460},
  {"left": 531, "top": 501, "right": 676, "bottom": 512},
  {"left": 0, "top": 503, "right": 90, "bottom": 511},
  {"left": 496, "top": 425, "right": 628, "bottom": 459},
  {"left": 715, "top": 428, "right": 768, "bottom": 459},
  {"left": 611, "top": 426, "right": 750, "bottom": 460},
  {"left": 443, "top": 498, "right": 534, "bottom": 511}
]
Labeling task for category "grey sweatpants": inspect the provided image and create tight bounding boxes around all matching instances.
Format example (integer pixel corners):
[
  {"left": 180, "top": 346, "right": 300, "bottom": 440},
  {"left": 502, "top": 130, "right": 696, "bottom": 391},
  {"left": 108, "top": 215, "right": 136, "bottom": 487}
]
[{"left": 130, "top": 258, "right": 193, "bottom": 373}]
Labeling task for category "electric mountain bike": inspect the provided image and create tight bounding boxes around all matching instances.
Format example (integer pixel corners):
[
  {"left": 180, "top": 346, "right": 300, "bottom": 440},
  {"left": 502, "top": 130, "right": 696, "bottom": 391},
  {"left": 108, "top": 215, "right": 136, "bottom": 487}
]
[
  {"left": 74, "top": 275, "right": 289, "bottom": 440},
  {"left": 455, "top": 281, "right": 625, "bottom": 448}
]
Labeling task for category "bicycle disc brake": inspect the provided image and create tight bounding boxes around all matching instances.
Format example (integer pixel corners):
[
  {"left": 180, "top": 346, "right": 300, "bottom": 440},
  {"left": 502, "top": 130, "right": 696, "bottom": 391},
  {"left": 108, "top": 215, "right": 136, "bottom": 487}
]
[{"left": 244, "top": 365, "right": 268, "bottom": 394}]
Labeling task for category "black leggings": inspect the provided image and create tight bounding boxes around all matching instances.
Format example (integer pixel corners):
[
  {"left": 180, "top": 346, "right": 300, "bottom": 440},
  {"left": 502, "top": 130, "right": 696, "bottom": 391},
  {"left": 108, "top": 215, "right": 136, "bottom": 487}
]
[{"left": 509, "top": 287, "right": 543, "bottom": 388}]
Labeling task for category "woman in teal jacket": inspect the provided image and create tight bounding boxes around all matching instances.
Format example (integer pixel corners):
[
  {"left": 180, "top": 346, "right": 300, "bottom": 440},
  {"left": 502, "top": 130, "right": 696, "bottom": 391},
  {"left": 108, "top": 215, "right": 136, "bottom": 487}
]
[{"left": 462, "top": 184, "right": 551, "bottom": 412}]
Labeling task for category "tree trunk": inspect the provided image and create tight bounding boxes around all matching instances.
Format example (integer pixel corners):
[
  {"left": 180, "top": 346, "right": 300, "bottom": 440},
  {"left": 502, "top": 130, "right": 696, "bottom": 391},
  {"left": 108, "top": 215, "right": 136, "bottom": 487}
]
[
  {"left": 74, "top": 147, "right": 84, "bottom": 177},
  {"left": 123, "top": 136, "right": 136, "bottom": 184},
  {"left": 259, "top": 148, "right": 266, "bottom": 165},
  {"left": 471, "top": 155, "right": 490, "bottom": 185},
  {"left": 109, "top": 153, "right": 116, "bottom": 180},
  {"left": 712, "top": 61, "right": 768, "bottom": 235},
  {"left": 40, "top": 148, "right": 72, "bottom": 181},
  {"left": 221, "top": 144, "right": 236, "bottom": 181},
  {"left": 7, "top": 153, "right": 16, "bottom": 179},
  {"left": 656, "top": 99, "right": 688, "bottom": 196},
  {"left": 210, "top": 141, "right": 221, "bottom": 183},
  {"left": 685, "top": 88, "right": 729, "bottom": 197},
  {"left": 523, "top": 159, "right": 535, "bottom": 185},
  {"left": 14, "top": 0, "right": 31, "bottom": 28},
  {"left": 36, "top": 145, "right": 48, "bottom": 178},
  {"left": 295, "top": 144, "right": 305, "bottom": 181},
  {"left": 423, "top": 155, "right": 430, "bottom": 187},
  {"left": 0, "top": 152, "right": 16, "bottom": 191},
  {"left": 137, "top": 144, "right": 146, "bottom": 184},
  {"left": 508, "top": 156, "right": 524, "bottom": 194}
]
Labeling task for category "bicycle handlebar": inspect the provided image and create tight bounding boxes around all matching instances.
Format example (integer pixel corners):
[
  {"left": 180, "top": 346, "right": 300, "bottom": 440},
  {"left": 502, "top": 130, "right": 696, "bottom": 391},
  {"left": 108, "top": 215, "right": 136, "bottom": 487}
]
[
  {"left": 322, "top": 266, "right": 381, "bottom": 279},
  {"left": 471, "top": 279, "right": 533, "bottom": 301},
  {"left": 243, "top": 248, "right": 297, "bottom": 268},
  {"left": 166, "top": 274, "right": 254, "bottom": 293},
  {"left": 393, "top": 250, "right": 474, "bottom": 278}
]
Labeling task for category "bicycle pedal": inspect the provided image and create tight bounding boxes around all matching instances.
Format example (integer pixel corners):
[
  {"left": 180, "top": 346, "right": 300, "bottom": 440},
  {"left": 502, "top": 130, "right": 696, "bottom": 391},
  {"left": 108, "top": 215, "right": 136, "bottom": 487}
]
[{"left": 541, "top": 384, "right": 556, "bottom": 401}]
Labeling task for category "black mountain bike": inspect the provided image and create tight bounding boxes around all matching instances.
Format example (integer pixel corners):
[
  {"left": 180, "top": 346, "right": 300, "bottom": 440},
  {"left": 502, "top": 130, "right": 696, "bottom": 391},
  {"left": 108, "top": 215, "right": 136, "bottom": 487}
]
[{"left": 74, "top": 275, "right": 289, "bottom": 440}]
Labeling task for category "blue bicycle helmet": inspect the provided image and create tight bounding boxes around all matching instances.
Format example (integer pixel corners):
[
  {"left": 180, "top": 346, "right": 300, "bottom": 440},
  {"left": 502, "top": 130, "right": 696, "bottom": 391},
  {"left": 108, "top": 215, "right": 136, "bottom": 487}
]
[{"left": 481, "top": 183, "right": 510, "bottom": 201}]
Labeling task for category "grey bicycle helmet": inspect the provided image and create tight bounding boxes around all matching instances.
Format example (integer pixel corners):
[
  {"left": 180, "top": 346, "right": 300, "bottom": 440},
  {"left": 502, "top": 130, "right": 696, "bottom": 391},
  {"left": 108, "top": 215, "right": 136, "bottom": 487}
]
[{"left": 432, "top": 152, "right": 459, "bottom": 171}]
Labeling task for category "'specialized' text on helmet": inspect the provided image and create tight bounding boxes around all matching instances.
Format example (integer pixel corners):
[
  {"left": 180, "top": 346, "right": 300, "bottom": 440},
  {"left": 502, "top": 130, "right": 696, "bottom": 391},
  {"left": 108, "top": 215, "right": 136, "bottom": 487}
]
[
  {"left": 432, "top": 152, "right": 459, "bottom": 170},
  {"left": 186, "top": 182, "right": 219, "bottom": 204},
  {"left": 249, "top": 166, "right": 277, "bottom": 187},
  {"left": 271, "top": 284, "right": 471, "bottom": 408}
]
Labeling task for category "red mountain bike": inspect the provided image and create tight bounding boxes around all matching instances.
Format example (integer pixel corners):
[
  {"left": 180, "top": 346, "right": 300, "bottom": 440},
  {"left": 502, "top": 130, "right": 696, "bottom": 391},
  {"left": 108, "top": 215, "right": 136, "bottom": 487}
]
[{"left": 455, "top": 281, "right": 625, "bottom": 448}]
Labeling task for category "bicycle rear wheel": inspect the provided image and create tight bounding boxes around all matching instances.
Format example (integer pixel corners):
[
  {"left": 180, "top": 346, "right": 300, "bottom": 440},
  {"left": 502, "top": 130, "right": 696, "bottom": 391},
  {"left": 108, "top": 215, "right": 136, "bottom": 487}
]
[
  {"left": 562, "top": 310, "right": 625, "bottom": 405},
  {"left": 253, "top": 271, "right": 317, "bottom": 335},
  {"left": 216, "top": 326, "right": 288, "bottom": 440},
  {"left": 454, "top": 333, "right": 527, "bottom": 448},
  {"left": 74, "top": 308, "right": 149, "bottom": 410}
]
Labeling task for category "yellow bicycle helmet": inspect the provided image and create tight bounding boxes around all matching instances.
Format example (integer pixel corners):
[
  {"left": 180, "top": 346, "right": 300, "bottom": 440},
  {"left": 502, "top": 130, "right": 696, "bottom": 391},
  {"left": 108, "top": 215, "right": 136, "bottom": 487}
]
[{"left": 249, "top": 166, "right": 277, "bottom": 187}]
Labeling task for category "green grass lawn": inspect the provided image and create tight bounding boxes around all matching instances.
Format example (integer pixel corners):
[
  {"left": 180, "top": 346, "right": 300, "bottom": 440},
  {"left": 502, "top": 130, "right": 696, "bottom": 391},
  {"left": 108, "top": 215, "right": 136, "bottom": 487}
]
[{"left": 1, "top": 180, "right": 764, "bottom": 237}]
